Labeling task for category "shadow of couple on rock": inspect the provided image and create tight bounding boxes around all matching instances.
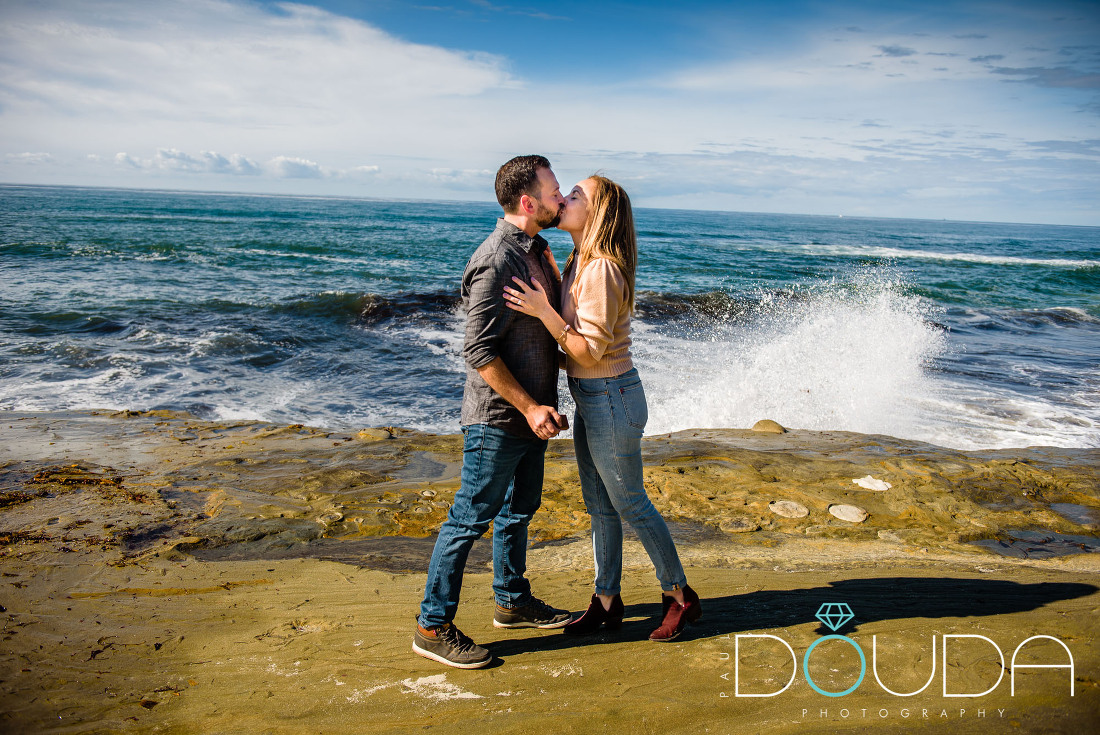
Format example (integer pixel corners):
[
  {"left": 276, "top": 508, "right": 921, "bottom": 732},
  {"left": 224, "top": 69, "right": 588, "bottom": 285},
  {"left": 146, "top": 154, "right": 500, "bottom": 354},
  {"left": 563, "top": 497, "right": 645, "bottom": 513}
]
[{"left": 484, "top": 576, "right": 1098, "bottom": 660}]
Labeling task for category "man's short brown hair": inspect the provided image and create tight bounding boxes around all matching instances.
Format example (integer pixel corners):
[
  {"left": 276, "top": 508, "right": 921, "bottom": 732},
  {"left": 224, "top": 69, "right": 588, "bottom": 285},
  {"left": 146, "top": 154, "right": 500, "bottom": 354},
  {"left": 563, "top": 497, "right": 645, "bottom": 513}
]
[{"left": 495, "top": 155, "right": 551, "bottom": 213}]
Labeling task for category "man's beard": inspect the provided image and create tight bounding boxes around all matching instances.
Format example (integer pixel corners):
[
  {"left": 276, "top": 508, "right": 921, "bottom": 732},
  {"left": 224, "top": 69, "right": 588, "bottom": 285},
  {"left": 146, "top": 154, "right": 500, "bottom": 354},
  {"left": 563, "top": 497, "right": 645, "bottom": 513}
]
[{"left": 534, "top": 201, "right": 562, "bottom": 229}]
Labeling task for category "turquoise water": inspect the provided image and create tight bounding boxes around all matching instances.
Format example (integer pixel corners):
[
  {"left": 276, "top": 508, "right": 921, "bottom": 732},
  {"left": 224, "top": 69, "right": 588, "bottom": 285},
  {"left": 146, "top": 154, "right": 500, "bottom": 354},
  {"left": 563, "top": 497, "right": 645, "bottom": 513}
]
[{"left": 2, "top": 184, "right": 1098, "bottom": 449}]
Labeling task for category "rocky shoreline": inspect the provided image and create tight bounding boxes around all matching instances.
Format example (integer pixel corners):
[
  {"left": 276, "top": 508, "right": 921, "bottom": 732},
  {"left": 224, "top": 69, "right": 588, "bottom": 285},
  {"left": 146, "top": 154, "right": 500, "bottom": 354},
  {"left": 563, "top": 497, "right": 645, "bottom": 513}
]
[{"left": 1, "top": 411, "right": 1098, "bottom": 733}]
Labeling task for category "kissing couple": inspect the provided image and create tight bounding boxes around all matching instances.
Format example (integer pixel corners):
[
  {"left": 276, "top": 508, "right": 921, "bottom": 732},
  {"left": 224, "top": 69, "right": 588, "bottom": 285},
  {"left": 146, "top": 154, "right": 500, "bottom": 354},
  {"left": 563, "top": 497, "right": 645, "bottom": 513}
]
[{"left": 413, "top": 155, "right": 702, "bottom": 669}]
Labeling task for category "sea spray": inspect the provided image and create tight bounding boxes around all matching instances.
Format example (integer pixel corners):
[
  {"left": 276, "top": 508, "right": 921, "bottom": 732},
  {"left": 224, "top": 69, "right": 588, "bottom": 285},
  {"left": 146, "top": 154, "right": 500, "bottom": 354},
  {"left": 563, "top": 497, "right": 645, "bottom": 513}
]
[{"left": 637, "top": 267, "right": 948, "bottom": 438}]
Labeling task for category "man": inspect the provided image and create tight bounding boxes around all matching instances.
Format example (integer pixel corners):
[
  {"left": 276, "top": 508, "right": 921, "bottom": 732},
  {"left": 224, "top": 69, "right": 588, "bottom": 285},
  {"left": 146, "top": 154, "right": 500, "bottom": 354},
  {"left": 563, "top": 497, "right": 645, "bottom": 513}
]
[{"left": 413, "top": 155, "right": 571, "bottom": 669}]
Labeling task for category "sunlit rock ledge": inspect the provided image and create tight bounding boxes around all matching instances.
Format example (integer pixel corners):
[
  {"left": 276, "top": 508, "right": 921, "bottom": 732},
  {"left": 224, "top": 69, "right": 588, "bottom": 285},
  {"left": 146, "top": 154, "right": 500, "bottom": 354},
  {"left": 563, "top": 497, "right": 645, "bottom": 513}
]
[{"left": 2, "top": 410, "right": 1097, "bottom": 568}]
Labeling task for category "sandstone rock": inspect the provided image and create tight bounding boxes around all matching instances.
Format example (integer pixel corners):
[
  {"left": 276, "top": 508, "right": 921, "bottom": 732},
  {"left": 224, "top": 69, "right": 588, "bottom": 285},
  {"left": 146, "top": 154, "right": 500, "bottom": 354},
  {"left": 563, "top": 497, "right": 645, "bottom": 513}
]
[
  {"left": 317, "top": 510, "right": 344, "bottom": 524},
  {"left": 719, "top": 516, "right": 760, "bottom": 533},
  {"left": 852, "top": 475, "right": 891, "bottom": 491},
  {"left": 752, "top": 419, "right": 787, "bottom": 434},
  {"left": 356, "top": 428, "right": 391, "bottom": 442},
  {"left": 769, "top": 500, "right": 809, "bottom": 518},
  {"left": 829, "top": 504, "right": 869, "bottom": 523}
]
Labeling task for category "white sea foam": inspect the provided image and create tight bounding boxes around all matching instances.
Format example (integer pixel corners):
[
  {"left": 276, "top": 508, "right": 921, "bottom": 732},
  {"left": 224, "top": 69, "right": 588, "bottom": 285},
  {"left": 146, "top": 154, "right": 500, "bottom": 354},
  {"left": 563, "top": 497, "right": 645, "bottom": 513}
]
[
  {"left": 786, "top": 244, "right": 1098, "bottom": 269},
  {"left": 0, "top": 359, "right": 144, "bottom": 413},
  {"left": 237, "top": 248, "right": 373, "bottom": 267},
  {"left": 636, "top": 271, "right": 948, "bottom": 441},
  {"left": 211, "top": 404, "right": 270, "bottom": 422},
  {"left": 910, "top": 383, "right": 1099, "bottom": 450},
  {"left": 404, "top": 321, "right": 466, "bottom": 368}
]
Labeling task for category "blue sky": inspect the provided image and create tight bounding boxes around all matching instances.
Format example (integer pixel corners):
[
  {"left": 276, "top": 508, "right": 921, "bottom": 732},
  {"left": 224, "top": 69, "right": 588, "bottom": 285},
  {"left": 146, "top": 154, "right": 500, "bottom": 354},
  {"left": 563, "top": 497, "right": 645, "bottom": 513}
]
[{"left": 1, "top": 0, "right": 1098, "bottom": 224}]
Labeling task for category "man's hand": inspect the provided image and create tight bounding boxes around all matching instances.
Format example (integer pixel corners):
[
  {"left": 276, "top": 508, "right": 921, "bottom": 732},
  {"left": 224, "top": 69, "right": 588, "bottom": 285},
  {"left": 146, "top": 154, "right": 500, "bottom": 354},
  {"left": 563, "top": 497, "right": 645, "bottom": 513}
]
[
  {"left": 474, "top": 357, "right": 568, "bottom": 440},
  {"left": 525, "top": 405, "right": 569, "bottom": 440}
]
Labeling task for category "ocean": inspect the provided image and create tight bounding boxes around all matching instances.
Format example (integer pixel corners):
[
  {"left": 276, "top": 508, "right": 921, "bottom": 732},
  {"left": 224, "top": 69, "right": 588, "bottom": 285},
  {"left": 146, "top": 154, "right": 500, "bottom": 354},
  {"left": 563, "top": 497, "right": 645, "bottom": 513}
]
[{"left": 1, "top": 184, "right": 1097, "bottom": 450}]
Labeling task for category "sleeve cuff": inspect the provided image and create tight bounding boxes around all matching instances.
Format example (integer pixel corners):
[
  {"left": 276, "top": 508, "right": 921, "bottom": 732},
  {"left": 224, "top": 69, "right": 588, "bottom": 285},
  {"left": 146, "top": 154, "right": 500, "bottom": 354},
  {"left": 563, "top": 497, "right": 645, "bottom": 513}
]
[{"left": 464, "top": 349, "right": 498, "bottom": 370}]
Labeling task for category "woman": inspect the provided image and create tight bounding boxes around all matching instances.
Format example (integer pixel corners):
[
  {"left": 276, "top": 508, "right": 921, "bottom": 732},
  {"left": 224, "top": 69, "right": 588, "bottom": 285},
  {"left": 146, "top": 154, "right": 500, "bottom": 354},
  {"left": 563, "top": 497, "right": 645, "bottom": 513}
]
[{"left": 503, "top": 175, "right": 701, "bottom": 642}]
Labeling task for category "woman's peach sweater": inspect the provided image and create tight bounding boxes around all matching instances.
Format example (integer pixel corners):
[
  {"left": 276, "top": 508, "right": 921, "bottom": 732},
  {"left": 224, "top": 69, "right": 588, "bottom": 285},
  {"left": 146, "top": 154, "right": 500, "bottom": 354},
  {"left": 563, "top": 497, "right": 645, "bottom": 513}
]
[{"left": 560, "top": 256, "right": 634, "bottom": 379}]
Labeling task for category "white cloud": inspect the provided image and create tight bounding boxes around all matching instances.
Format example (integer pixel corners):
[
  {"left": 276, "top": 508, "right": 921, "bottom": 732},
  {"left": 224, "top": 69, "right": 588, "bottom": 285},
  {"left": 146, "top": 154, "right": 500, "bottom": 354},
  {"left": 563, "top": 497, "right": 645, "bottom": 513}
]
[
  {"left": 151, "top": 148, "right": 208, "bottom": 173},
  {"left": 426, "top": 168, "right": 493, "bottom": 183},
  {"left": 102, "top": 146, "right": 391, "bottom": 185},
  {"left": 268, "top": 155, "right": 325, "bottom": 179},
  {"left": 906, "top": 185, "right": 1001, "bottom": 199},
  {"left": 114, "top": 152, "right": 142, "bottom": 168},
  {"left": 202, "top": 152, "right": 262, "bottom": 176},
  {"left": 0, "top": 1, "right": 516, "bottom": 116},
  {"left": 112, "top": 148, "right": 262, "bottom": 175},
  {"left": 0, "top": 0, "right": 519, "bottom": 163},
  {"left": 5, "top": 152, "right": 53, "bottom": 164}
]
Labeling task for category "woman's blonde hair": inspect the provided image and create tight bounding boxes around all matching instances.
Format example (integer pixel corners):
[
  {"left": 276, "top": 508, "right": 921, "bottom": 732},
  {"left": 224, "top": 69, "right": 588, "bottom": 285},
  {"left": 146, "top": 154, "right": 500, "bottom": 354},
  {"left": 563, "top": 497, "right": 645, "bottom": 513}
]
[{"left": 564, "top": 174, "right": 637, "bottom": 311}]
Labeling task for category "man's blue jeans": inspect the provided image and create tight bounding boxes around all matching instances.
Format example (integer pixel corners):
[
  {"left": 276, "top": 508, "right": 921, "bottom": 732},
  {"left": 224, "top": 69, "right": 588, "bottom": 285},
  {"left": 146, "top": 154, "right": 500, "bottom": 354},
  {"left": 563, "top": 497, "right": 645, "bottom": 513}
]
[
  {"left": 569, "top": 367, "right": 687, "bottom": 596},
  {"left": 418, "top": 423, "right": 547, "bottom": 629}
]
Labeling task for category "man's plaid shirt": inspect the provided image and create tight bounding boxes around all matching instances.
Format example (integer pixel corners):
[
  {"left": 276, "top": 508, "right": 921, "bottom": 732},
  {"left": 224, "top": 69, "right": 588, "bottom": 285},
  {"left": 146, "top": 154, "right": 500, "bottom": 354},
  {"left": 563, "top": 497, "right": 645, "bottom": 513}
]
[{"left": 460, "top": 219, "right": 561, "bottom": 439}]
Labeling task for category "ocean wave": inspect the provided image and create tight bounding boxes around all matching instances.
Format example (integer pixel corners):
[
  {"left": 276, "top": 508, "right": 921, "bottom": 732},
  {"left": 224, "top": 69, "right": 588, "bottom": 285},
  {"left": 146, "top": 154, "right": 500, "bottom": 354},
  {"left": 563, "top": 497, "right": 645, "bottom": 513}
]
[
  {"left": 953, "top": 305, "right": 1100, "bottom": 332},
  {"left": 273, "top": 291, "right": 461, "bottom": 323},
  {"left": 0, "top": 241, "right": 68, "bottom": 256},
  {"left": 20, "top": 311, "right": 130, "bottom": 335},
  {"left": 234, "top": 247, "right": 370, "bottom": 267},
  {"left": 634, "top": 284, "right": 949, "bottom": 332},
  {"left": 633, "top": 290, "right": 757, "bottom": 321},
  {"left": 3, "top": 240, "right": 215, "bottom": 265},
  {"left": 790, "top": 244, "right": 1099, "bottom": 269},
  {"left": 911, "top": 384, "right": 1099, "bottom": 450},
  {"left": 1012, "top": 307, "right": 1100, "bottom": 326},
  {"left": 81, "top": 212, "right": 244, "bottom": 226}
]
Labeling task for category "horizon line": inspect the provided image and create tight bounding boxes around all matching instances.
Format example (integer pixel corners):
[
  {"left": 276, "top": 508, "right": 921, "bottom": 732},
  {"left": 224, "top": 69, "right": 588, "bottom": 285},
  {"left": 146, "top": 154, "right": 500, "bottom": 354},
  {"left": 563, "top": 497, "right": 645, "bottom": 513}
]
[{"left": 1, "top": 180, "right": 1096, "bottom": 230}]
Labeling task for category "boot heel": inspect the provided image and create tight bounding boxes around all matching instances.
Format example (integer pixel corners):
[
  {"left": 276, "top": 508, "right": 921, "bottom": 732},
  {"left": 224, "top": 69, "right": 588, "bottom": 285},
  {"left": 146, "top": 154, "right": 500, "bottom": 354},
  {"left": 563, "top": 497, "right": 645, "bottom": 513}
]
[
  {"left": 650, "top": 585, "right": 702, "bottom": 642},
  {"left": 686, "top": 603, "right": 702, "bottom": 624},
  {"left": 564, "top": 594, "right": 624, "bottom": 636},
  {"left": 685, "top": 586, "right": 702, "bottom": 623}
]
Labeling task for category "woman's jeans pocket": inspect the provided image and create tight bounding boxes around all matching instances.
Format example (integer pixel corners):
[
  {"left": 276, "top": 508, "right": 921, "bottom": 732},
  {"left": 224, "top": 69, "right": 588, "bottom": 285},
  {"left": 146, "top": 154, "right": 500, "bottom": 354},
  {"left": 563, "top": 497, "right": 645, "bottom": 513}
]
[
  {"left": 571, "top": 379, "right": 608, "bottom": 399},
  {"left": 617, "top": 380, "right": 648, "bottom": 430}
]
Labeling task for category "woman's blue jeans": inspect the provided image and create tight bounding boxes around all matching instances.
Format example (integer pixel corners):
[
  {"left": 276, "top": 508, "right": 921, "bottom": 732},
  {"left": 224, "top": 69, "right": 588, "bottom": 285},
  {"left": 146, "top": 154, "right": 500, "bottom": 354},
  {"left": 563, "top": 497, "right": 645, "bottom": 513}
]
[
  {"left": 569, "top": 367, "right": 687, "bottom": 596},
  {"left": 418, "top": 424, "right": 546, "bottom": 629}
]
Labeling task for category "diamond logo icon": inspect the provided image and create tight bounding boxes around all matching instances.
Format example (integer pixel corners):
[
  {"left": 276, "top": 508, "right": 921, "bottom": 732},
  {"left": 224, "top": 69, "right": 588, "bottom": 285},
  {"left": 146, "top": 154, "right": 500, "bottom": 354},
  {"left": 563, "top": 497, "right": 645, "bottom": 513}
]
[{"left": 815, "top": 602, "right": 855, "bottom": 631}]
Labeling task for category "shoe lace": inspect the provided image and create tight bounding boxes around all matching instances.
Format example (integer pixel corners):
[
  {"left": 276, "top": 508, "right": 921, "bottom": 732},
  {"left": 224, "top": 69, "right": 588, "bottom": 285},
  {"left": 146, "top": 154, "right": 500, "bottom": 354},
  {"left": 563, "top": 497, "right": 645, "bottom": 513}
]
[
  {"left": 438, "top": 624, "right": 477, "bottom": 653},
  {"left": 524, "top": 596, "right": 558, "bottom": 617}
]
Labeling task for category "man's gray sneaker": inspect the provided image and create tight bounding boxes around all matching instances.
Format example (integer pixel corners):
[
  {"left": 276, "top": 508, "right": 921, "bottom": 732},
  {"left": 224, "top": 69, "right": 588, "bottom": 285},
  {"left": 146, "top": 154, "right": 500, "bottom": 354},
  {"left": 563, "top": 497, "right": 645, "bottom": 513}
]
[
  {"left": 493, "top": 596, "right": 572, "bottom": 629},
  {"left": 412, "top": 622, "right": 492, "bottom": 669}
]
